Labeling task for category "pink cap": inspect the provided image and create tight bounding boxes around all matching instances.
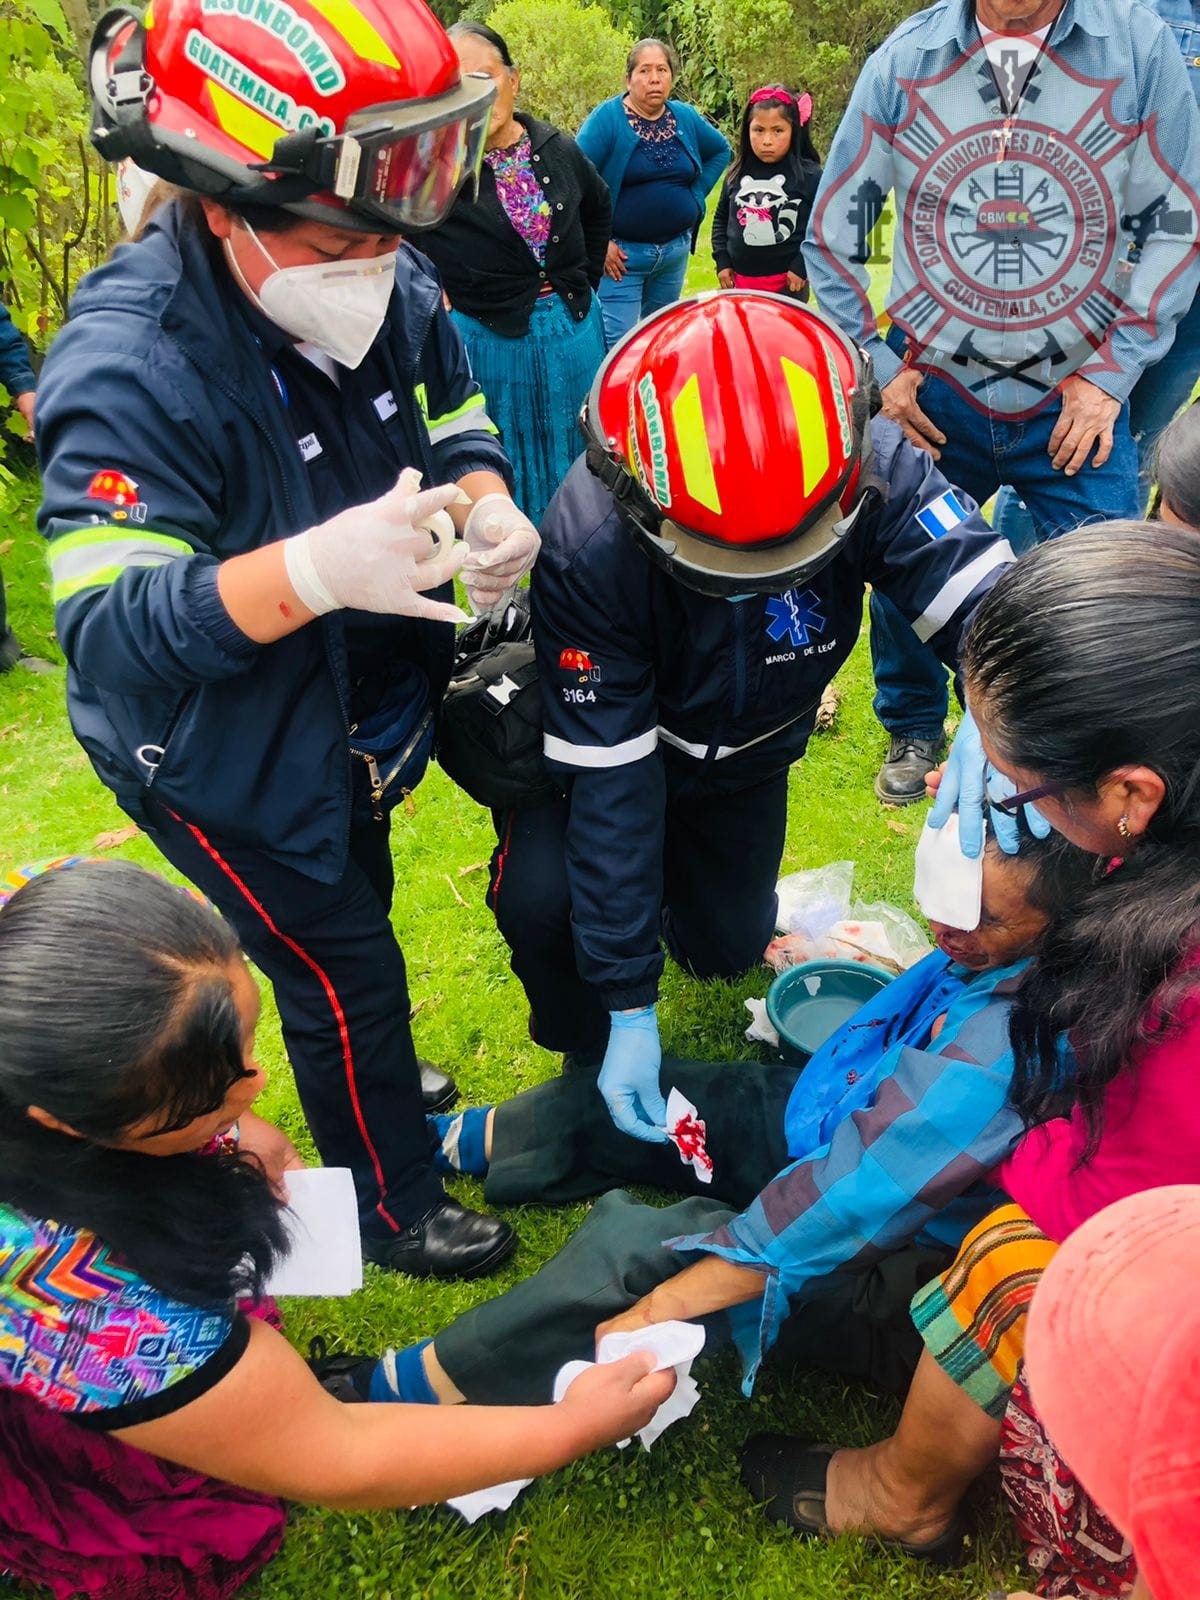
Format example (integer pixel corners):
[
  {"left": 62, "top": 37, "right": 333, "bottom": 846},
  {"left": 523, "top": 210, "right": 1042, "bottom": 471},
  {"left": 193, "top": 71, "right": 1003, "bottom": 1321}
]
[{"left": 1026, "top": 1185, "right": 1200, "bottom": 1600}]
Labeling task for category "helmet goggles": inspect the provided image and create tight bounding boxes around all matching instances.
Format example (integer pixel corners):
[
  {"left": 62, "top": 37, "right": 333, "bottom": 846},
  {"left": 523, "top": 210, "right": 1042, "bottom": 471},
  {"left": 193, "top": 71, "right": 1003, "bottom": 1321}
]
[{"left": 262, "top": 74, "right": 495, "bottom": 231}]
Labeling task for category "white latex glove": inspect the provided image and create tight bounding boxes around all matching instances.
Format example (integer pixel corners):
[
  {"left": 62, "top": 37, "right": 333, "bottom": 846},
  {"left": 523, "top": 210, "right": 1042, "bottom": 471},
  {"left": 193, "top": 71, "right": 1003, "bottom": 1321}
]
[
  {"left": 462, "top": 493, "right": 540, "bottom": 611},
  {"left": 284, "top": 468, "right": 470, "bottom": 623}
]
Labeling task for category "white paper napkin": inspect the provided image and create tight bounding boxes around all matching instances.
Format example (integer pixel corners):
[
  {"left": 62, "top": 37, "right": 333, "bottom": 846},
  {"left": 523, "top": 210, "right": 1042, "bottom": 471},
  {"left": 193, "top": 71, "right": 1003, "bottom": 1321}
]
[
  {"left": 665, "top": 1088, "right": 714, "bottom": 1184},
  {"left": 264, "top": 1168, "right": 363, "bottom": 1298},
  {"left": 444, "top": 1320, "right": 706, "bottom": 1521}
]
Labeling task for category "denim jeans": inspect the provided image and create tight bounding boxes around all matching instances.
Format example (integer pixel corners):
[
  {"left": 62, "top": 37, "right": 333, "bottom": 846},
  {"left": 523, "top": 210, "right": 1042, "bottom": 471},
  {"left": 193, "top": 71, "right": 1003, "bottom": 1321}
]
[
  {"left": 993, "top": 284, "right": 1200, "bottom": 546},
  {"left": 871, "top": 367, "right": 1139, "bottom": 737},
  {"left": 595, "top": 230, "right": 692, "bottom": 349}
]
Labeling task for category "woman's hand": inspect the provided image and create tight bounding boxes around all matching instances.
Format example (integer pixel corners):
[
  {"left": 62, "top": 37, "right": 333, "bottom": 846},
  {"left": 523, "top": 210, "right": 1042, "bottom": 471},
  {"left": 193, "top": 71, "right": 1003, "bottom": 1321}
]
[
  {"left": 556, "top": 1352, "right": 675, "bottom": 1452},
  {"left": 717, "top": 267, "right": 736, "bottom": 289},
  {"left": 785, "top": 271, "right": 807, "bottom": 295},
  {"left": 238, "top": 1109, "right": 306, "bottom": 1191},
  {"left": 604, "top": 241, "right": 628, "bottom": 281}
]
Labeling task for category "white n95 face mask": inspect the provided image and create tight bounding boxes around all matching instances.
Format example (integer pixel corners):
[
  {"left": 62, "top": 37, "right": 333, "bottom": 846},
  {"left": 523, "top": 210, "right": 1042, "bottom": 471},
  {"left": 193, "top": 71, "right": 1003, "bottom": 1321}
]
[{"left": 226, "top": 223, "right": 397, "bottom": 370}]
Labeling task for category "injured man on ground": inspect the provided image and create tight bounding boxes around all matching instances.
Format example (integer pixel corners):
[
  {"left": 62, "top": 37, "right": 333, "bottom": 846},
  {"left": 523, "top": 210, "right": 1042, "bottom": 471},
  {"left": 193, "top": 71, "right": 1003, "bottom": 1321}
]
[{"left": 312, "top": 827, "right": 1094, "bottom": 1412}]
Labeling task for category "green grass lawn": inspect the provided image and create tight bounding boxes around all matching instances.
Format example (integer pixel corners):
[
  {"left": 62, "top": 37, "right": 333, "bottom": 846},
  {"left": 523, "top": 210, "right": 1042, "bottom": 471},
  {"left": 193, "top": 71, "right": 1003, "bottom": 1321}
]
[{"left": 0, "top": 463, "right": 1025, "bottom": 1600}]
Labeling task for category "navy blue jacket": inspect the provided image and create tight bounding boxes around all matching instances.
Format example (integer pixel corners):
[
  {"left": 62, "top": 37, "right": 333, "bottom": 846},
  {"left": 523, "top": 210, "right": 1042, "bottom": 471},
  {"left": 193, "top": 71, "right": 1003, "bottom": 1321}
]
[
  {"left": 534, "top": 429, "right": 1014, "bottom": 1008},
  {"left": 37, "top": 203, "right": 508, "bottom": 882},
  {"left": 0, "top": 302, "right": 34, "bottom": 398}
]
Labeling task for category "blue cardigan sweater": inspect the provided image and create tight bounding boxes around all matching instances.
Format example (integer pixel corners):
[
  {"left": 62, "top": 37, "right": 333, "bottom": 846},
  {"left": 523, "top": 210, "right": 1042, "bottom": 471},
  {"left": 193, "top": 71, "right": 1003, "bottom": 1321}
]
[{"left": 576, "top": 95, "right": 729, "bottom": 250}]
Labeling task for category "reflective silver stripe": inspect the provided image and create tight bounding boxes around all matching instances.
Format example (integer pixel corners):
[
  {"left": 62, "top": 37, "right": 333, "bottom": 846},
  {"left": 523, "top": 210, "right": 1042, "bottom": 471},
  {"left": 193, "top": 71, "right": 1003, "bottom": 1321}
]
[
  {"left": 48, "top": 527, "right": 193, "bottom": 605},
  {"left": 659, "top": 713, "right": 810, "bottom": 762},
  {"left": 427, "top": 407, "right": 499, "bottom": 443},
  {"left": 49, "top": 538, "right": 186, "bottom": 589},
  {"left": 543, "top": 728, "right": 659, "bottom": 768},
  {"left": 911, "top": 541, "right": 1015, "bottom": 643}
]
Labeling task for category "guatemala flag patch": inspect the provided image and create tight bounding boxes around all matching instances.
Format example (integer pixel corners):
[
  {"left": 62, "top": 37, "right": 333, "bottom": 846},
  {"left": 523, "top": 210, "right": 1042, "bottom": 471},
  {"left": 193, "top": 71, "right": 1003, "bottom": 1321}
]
[{"left": 915, "top": 490, "right": 969, "bottom": 540}]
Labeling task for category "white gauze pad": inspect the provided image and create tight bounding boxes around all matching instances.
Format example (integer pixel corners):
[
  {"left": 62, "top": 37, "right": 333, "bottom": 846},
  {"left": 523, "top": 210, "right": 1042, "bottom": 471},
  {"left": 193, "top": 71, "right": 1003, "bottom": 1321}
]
[{"left": 913, "top": 813, "right": 983, "bottom": 931}]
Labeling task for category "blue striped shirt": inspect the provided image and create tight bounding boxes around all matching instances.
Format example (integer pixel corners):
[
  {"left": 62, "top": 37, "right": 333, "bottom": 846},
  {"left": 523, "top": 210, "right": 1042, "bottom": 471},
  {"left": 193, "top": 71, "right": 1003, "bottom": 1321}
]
[{"left": 670, "top": 959, "right": 1026, "bottom": 1392}]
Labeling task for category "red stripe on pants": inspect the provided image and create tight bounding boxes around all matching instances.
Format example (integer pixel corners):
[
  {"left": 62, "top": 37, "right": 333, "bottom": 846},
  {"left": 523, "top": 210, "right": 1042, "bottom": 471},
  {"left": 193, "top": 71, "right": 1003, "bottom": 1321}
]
[{"left": 173, "top": 815, "right": 402, "bottom": 1234}]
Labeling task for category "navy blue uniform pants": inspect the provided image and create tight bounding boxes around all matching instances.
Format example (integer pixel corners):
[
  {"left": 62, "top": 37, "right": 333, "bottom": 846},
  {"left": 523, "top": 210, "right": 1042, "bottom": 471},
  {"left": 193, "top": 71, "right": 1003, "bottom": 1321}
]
[
  {"left": 142, "top": 802, "right": 442, "bottom": 1240},
  {"left": 487, "top": 771, "right": 790, "bottom": 1056}
]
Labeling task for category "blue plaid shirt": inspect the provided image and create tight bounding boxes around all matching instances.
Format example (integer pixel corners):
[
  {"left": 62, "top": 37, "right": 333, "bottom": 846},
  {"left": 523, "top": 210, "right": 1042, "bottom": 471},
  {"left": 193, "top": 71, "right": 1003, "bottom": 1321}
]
[
  {"left": 671, "top": 958, "right": 1026, "bottom": 1392},
  {"left": 807, "top": 0, "right": 1200, "bottom": 403}
]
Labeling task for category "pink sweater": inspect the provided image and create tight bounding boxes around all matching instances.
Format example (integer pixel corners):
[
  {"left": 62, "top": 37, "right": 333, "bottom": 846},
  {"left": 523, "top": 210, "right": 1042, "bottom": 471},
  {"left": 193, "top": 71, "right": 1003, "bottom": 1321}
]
[{"left": 996, "top": 995, "right": 1200, "bottom": 1243}]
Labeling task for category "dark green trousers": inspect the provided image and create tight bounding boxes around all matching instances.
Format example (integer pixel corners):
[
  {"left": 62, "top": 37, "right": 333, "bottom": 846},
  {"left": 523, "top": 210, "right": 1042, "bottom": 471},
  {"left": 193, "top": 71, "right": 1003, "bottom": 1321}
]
[
  {"left": 433, "top": 1188, "right": 951, "bottom": 1406},
  {"left": 483, "top": 1055, "right": 797, "bottom": 1212}
]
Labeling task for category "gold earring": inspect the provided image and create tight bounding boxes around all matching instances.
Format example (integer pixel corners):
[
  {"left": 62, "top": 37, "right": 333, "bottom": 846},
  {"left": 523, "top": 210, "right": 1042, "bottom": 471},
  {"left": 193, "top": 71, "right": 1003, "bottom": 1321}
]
[{"left": 1117, "top": 814, "right": 1132, "bottom": 840}]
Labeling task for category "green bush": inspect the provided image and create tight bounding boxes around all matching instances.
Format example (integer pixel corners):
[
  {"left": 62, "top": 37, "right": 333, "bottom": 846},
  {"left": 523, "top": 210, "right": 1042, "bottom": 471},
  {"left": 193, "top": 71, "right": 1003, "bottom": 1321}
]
[{"left": 487, "top": 0, "right": 634, "bottom": 132}]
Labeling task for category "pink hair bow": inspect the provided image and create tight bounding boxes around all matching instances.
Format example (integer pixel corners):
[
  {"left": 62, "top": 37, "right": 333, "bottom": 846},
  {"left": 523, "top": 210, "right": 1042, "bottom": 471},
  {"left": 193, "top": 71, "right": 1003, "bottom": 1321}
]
[{"left": 748, "top": 86, "right": 813, "bottom": 124}]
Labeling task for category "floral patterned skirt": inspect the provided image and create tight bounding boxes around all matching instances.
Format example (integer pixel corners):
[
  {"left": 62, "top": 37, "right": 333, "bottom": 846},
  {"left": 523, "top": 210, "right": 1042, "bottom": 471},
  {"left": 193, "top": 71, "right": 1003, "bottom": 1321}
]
[{"left": 1000, "top": 1369, "right": 1136, "bottom": 1599}]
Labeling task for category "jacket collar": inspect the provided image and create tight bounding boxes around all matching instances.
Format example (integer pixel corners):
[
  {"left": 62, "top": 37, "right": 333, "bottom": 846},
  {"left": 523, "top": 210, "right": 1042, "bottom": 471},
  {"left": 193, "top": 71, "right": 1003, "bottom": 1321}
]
[
  {"left": 922, "top": 0, "right": 1112, "bottom": 52},
  {"left": 514, "top": 111, "right": 557, "bottom": 153}
]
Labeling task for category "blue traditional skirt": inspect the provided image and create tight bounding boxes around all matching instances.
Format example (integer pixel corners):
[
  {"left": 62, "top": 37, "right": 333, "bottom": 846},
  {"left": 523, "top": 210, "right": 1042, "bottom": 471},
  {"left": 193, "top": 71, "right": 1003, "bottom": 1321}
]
[{"left": 452, "top": 291, "right": 605, "bottom": 528}]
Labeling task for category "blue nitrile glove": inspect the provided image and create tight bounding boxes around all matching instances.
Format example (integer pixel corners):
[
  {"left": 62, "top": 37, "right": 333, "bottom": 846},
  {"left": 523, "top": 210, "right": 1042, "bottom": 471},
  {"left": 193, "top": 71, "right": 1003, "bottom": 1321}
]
[
  {"left": 927, "top": 709, "right": 1052, "bottom": 856},
  {"left": 598, "top": 1006, "right": 669, "bottom": 1144}
]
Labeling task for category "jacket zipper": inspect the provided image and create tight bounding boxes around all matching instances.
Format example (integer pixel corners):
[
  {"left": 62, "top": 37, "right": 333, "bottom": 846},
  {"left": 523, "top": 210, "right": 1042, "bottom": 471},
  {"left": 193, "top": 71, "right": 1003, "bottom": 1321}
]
[{"left": 350, "top": 707, "right": 432, "bottom": 821}]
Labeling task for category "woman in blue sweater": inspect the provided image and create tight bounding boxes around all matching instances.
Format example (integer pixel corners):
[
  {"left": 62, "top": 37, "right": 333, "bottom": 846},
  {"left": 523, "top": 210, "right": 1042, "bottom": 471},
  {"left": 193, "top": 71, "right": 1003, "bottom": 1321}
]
[{"left": 577, "top": 39, "right": 729, "bottom": 348}]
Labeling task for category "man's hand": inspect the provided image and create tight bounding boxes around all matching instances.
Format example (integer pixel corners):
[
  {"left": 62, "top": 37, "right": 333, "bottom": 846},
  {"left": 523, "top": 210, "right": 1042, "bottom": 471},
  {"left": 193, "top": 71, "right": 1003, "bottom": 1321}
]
[
  {"left": 717, "top": 267, "right": 736, "bottom": 288},
  {"left": 595, "top": 1296, "right": 659, "bottom": 1343},
  {"left": 14, "top": 390, "right": 33, "bottom": 442},
  {"left": 461, "top": 494, "right": 540, "bottom": 612},
  {"left": 596, "top": 1258, "right": 768, "bottom": 1350},
  {"left": 598, "top": 1006, "right": 669, "bottom": 1143},
  {"left": 880, "top": 369, "right": 945, "bottom": 458},
  {"left": 785, "top": 271, "right": 807, "bottom": 295},
  {"left": 604, "top": 241, "right": 628, "bottom": 282},
  {"left": 1048, "top": 375, "right": 1122, "bottom": 475}
]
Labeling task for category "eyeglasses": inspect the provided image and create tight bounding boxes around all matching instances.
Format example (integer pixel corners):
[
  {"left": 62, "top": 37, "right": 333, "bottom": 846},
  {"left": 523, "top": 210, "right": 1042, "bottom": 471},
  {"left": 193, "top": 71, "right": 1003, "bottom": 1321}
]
[{"left": 989, "top": 779, "right": 1066, "bottom": 816}]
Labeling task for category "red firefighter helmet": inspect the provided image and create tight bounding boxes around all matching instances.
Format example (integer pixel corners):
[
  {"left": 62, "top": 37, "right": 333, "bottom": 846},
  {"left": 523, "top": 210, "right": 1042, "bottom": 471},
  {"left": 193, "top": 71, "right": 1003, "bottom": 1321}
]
[
  {"left": 87, "top": 0, "right": 495, "bottom": 231},
  {"left": 581, "top": 292, "right": 875, "bottom": 596}
]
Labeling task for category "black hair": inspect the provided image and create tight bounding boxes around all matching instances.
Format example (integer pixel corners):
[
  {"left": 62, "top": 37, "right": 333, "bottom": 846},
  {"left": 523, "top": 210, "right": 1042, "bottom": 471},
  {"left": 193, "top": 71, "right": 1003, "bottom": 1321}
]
[
  {"left": 448, "top": 20, "right": 514, "bottom": 68},
  {"left": 1151, "top": 402, "right": 1200, "bottom": 529},
  {"left": 986, "top": 825, "right": 1100, "bottom": 922},
  {"left": 0, "top": 862, "right": 288, "bottom": 1306},
  {"left": 963, "top": 521, "right": 1200, "bottom": 1151},
  {"left": 728, "top": 87, "right": 820, "bottom": 186},
  {"left": 626, "top": 37, "right": 679, "bottom": 78}
]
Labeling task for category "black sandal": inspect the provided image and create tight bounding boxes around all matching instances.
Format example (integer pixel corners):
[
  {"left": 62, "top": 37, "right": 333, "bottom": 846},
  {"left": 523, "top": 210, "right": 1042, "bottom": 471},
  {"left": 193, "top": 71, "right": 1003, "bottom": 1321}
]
[
  {"left": 739, "top": 1433, "right": 969, "bottom": 1568},
  {"left": 307, "top": 1335, "right": 374, "bottom": 1403}
]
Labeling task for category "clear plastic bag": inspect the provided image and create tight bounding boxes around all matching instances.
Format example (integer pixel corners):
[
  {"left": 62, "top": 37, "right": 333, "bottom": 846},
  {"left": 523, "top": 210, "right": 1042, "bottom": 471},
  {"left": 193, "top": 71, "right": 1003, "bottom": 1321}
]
[
  {"left": 774, "top": 861, "right": 854, "bottom": 938},
  {"left": 767, "top": 865, "right": 932, "bottom": 977}
]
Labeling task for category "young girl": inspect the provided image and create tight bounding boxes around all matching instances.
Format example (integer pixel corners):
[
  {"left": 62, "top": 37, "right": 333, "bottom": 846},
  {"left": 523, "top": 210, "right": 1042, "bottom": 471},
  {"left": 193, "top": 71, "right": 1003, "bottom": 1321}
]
[
  {"left": 712, "top": 86, "right": 822, "bottom": 298},
  {"left": 0, "top": 858, "right": 672, "bottom": 1599}
]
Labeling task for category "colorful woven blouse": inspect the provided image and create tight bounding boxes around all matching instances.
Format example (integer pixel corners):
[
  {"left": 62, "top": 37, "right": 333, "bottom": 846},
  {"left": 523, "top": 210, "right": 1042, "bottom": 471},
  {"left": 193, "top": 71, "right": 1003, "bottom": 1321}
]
[
  {"left": 0, "top": 1203, "right": 244, "bottom": 1430},
  {"left": 483, "top": 132, "right": 552, "bottom": 265}
]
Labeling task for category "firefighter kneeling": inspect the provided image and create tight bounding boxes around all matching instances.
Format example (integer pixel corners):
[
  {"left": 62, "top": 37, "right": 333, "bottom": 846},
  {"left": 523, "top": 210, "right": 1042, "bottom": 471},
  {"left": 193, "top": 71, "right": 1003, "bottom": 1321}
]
[{"left": 486, "top": 290, "right": 1017, "bottom": 1140}]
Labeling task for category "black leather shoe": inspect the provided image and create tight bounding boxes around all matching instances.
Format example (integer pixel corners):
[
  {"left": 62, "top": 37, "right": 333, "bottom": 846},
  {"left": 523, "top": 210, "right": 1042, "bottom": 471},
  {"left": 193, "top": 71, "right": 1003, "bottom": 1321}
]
[
  {"left": 363, "top": 1197, "right": 517, "bottom": 1281},
  {"left": 874, "top": 735, "right": 944, "bottom": 805},
  {"left": 418, "top": 1058, "right": 458, "bottom": 1113}
]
